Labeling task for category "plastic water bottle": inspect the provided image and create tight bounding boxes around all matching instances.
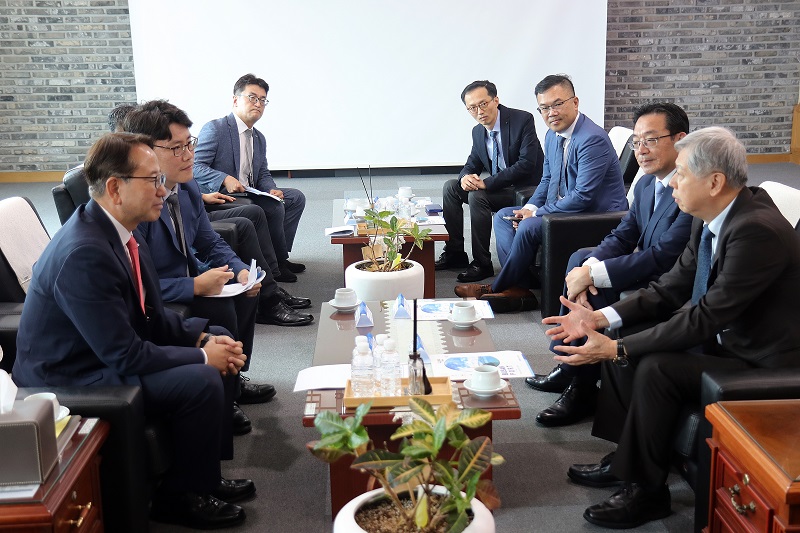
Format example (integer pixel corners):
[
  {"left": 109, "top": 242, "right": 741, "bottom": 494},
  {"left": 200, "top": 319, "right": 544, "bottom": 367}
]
[
  {"left": 372, "top": 334, "right": 387, "bottom": 392},
  {"left": 351, "top": 341, "right": 374, "bottom": 397},
  {"left": 381, "top": 339, "right": 401, "bottom": 397}
]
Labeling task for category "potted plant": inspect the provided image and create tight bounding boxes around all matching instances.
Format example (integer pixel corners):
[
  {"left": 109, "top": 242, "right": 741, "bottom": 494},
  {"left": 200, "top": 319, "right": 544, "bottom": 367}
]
[
  {"left": 344, "top": 208, "right": 431, "bottom": 301},
  {"left": 308, "top": 397, "right": 504, "bottom": 533}
]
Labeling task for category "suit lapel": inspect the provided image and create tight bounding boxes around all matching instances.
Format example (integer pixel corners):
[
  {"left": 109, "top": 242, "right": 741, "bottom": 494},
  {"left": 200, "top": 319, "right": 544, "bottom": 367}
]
[
  {"left": 159, "top": 200, "right": 182, "bottom": 253},
  {"left": 227, "top": 114, "right": 241, "bottom": 180},
  {"left": 501, "top": 107, "right": 510, "bottom": 168}
]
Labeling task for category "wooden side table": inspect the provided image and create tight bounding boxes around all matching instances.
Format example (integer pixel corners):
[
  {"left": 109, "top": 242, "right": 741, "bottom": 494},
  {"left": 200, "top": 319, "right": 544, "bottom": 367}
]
[
  {"left": 0, "top": 418, "right": 110, "bottom": 532},
  {"left": 705, "top": 400, "right": 800, "bottom": 533}
]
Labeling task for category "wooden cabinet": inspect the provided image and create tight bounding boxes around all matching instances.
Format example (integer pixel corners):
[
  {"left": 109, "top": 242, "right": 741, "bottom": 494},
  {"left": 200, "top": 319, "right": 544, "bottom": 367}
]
[
  {"left": 705, "top": 400, "right": 800, "bottom": 533},
  {"left": 0, "top": 419, "right": 109, "bottom": 532}
]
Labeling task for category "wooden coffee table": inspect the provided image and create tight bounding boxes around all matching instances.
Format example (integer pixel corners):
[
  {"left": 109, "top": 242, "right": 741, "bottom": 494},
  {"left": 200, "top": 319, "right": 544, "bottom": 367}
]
[
  {"left": 329, "top": 200, "right": 449, "bottom": 298},
  {"left": 304, "top": 300, "right": 521, "bottom": 516}
]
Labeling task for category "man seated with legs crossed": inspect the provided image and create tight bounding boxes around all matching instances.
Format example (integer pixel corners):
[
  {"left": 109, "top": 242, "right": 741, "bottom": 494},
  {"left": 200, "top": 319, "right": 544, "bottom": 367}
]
[
  {"left": 529, "top": 103, "right": 693, "bottom": 427},
  {"left": 456, "top": 74, "right": 628, "bottom": 312},
  {"left": 544, "top": 127, "right": 800, "bottom": 529},
  {"left": 13, "top": 133, "right": 253, "bottom": 529},
  {"left": 436, "top": 80, "right": 544, "bottom": 282}
]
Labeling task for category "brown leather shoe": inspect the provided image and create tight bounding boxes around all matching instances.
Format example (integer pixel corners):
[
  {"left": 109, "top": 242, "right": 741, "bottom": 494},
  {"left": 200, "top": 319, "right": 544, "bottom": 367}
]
[
  {"left": 454, "top": 284, "right": 492, "bottom": 298},
  {"left": 481, "top": 287, "right": 539, "bottom": 313}
]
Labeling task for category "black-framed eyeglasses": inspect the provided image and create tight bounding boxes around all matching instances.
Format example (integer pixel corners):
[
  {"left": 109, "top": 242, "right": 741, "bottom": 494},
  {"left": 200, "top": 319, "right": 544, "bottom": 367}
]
[
  {"left": 628, "top": 134, "right": 673, "bottom": 151},
  {"left": 240, "top": 93, "right": 269, "bottom": 106},
  {"left": 154, "top": 137, "right": 198, "bottom": 157},
  {"left": 536, "top": 96, "right": 577, "bottom": 114},
  {"left": 124, "top": 173, "right": 167, "bottom": 189},
  {"left": 465, "top": 100, "right": 493, "bottom": 114}
]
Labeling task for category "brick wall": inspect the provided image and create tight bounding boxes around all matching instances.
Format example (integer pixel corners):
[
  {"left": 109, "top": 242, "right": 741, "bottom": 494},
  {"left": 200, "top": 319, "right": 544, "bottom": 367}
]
[
  {"left": 0, "top": 0, "right": 137, "bottom": 172},
  {"left": 1, "top": 1, "right": 798, "bottom": 172},
  {"left": 606, "top": 0, "right": 800, "bottom": 154}
]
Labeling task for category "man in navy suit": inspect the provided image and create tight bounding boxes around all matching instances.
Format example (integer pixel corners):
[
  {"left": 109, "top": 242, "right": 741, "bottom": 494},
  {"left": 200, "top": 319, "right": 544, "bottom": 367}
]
[
  {"left": 529, "top": 103, "right": 693, "bottom": 427},
  {"left": 13, "top": 133, "right": 252, "bottom": 529},
  {"left": 194, "top": 73, "right": 306, "bottom": 276},
  {"left": 456, "top": 74, "right": 628, "bottom": 312},
  {"left": 436, "top": 80, "right": 544, "bottom": 282}
]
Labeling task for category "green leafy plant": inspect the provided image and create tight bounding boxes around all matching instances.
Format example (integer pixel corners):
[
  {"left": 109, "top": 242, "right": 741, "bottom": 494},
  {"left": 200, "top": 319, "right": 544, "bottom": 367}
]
[
  {"left": 308, "top": 397, "right": 505, "bottom": 533},
  {"left": 360, "top": 208, "right": 432, "bottom": 272}
]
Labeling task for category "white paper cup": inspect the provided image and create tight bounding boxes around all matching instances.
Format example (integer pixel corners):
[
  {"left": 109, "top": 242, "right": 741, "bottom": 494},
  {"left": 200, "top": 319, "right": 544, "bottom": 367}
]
[
  {"left": 24, "top": 392, "right": 59, "bottom": 421},
  {"left": 334, "top": 287, "right": 357, "bottom": 307},
  {"left": 398, "top": 186, "right": 413, "bottom": 199},
  {"left": 470, "top": 365, "right": 501, "bottom": 390},
  {"left": 452, "top": 301, "right": 477, "bottom": 322}
]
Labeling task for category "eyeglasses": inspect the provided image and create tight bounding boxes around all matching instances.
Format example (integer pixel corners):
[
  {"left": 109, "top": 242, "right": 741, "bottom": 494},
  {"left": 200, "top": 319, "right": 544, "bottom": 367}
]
[
  {"left": 240, "top": 94, "right": 269, "bottom": 106},
  {"left": 124, "top": 173, "right": 167, "bottom": 190},
  {"left": 465, "top": 100, "right": 494, "bottom": 114},
  {"left": 628, "top": 134, "right": 673, "bottom": 151},
  {"left": 154, "top": 137, "right": 198, "bottom": 157},
  {"left": 536, "top": 96, "right": 577, "bottom": 114}
]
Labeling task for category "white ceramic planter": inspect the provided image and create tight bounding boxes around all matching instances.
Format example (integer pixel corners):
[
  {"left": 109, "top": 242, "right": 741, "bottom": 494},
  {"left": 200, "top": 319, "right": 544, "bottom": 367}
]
[
  {"left": 333, "top": 486, "right": 495, "bottom": 533},
  {"left": 344, "top": 259, "right": 424, "bottom": 302}
]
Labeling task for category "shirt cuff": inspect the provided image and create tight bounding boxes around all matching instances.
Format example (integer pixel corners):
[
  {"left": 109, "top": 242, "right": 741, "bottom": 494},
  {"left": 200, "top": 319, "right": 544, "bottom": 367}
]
[
  {"left": 523, "top": 204, "right": 538, "bottom": 215},
  {"left": 588, "top": 261, "right": 612, "bottom": 288},
  {"left": 200, "top": 348, "right": 208, "bottom": 364},
  {"left": 600, "top": 306, "right": 623, "bottom": 330}
]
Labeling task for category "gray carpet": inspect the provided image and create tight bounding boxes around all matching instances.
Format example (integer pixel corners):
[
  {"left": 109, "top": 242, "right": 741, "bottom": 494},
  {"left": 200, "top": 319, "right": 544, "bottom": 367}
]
[{"left": 2, "top": 162, "right": 798, "bottom": 532}]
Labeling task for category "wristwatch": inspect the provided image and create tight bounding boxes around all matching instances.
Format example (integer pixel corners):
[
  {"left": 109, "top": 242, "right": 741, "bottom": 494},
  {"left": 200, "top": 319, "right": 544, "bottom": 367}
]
[
  {"left": 613, "top": 338, "right": 629, "bottom": 367},
  {"left": 199, "top": 333, "right": 214, "bottom": 349}
]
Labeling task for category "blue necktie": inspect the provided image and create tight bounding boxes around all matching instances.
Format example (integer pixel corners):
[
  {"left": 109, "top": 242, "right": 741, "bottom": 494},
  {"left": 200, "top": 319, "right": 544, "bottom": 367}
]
[
  {"left": 692, "top": 226, "right": 714, "bottom": 305},
  {"left": 556, "top": 135, "right": 566, "bottom": 198},
  {"left": 653, "top": 181, "right": 665, "bottom": 214},
  {"left": 490, "top": 130, "right": 500, "bottom": 175}
]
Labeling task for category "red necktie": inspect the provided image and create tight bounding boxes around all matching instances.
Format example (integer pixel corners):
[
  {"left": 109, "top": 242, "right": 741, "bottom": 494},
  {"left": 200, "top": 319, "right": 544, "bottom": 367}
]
[{"left": 126, "top": 235, "right": 145, "bottom": 312}]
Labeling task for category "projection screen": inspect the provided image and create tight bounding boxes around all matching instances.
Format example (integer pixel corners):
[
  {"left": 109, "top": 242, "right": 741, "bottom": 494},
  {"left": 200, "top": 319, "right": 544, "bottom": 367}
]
[{"left": 129, "top": 0, "right": 607, "bottom": 171}]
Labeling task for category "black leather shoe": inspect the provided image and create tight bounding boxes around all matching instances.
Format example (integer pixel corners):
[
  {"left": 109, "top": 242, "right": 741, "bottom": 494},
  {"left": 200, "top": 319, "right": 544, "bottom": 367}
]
[
  {"left": 435, "top": 251, "right": 469, "bottom": 271},
  {"left": 238, "top": 374, "right": 276, "bottom": 404},
  {"left": 151, "top": 491, "right": 245, "bottom": 529},
  {"left": 536, "top": 382, "right": 598, "bottom": 427},
  {"left": 281, "top": 259, "right": 306, "bottom": 273},
  {"left": 277, "top": 286, "right": 311, "bottom": 309},
  {"left": 212, "top": 477, "right": 256, "bottom": 504},
  {"left": 480, "top": 286, "right": 538, "bottom": 313},
  {"left": 584, "top": 483, "right": 671, "bottom": 529},
  {"left": 274, "top": 270, "right": 297, "bottom": 283},
  {"left": 568, "top": 452, "right": 622, "bottom": 488},
  {"left": 525, "top": 364, "right": 573, "bottom": 392},
  {"left": 232, "top": 403, "right": 252, "bottom": 436},
  {"left": 457, "top": 262, "right": 494, "bottom": 282},
  {"left": 256, "top": 300, "right": 314, "bottom": 326}
]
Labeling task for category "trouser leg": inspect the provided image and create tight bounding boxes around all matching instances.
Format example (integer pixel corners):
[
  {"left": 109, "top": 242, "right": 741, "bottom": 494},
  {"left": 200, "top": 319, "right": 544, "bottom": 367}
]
[
  {"left": 442, "top": 178, "right": 467, "bottom": 256},
  {"left": 491, "top": 215, "right": 543, "bottom": 292}
]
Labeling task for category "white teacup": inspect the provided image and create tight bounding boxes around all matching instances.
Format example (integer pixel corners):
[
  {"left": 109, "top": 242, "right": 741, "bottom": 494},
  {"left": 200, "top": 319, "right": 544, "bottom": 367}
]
[
  {"left": 24, "top": 392, "right": 60, "bottom": 421},
  {"left": 452, "top": 301, "right": 477, "bottom": 322},
  {"left": 334, "top": 287, "right": 358, "bottom": 307},
  {"left": 398, "top": 186, "right": 413, "bottom": 199},
  {"left": 470, "top": 365, "right": 502, "bottom": 391}
]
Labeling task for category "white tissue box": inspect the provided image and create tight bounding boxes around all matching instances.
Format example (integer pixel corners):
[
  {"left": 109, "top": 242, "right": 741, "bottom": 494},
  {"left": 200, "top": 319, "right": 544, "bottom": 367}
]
[{"left": 0, "top": 399, "right": 58, "bottom": 485}]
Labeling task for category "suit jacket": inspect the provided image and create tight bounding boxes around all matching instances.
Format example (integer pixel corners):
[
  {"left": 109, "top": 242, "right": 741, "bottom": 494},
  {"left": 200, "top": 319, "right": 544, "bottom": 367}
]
[
  {"left": 459, "top": 104, "right": 544, "bottom": 192},
  {"left": 13, "top": 200, "right": 208, "bottom": 387},
  {"left": 529, "top": 113, "right": 627, "bottom": 215},
  {"left": 137, "top": 179, "right": 248, "bottom": 304},
  {"left": 615, "top": 187, "right": 800, "bottom": 368},
  {"left": 592, "top": 174, "right": 693, "bottom": 289},
  {"left": 194, "top": 113, "right": 276, "bottom": 194}
]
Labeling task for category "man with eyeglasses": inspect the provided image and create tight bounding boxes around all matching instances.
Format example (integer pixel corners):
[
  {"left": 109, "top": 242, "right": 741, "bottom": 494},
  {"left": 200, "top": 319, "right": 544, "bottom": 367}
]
[
  {"left": 14, "top": 133, "right": 251, "bottom": 529},
  {"left": 456, "top": 74, "right": 627, "bottom": 312},
  {"left": 194, "top": 73, "right": 306, "bottom": 279},
  {"left": 436, "top": 80, "right": 544, "bottom": 283},
  {"left": 528, "top": 102, "right": 693, "bottom": 428},
  {"left": 542, "top": 126, "right": 800, "bottom": 529}
]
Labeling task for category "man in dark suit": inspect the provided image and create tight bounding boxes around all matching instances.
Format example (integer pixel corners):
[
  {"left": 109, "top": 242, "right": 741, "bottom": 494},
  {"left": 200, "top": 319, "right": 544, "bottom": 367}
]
[
  {"left": 456, "top": 74, "right": 628, "bottom": 312},
  {"left": 544, "top": 127, "right": 800, "bottom": 529},
  {"left": 436, "top": 80, "right": 544, "bottom": 282},
  {"left": 125, "top": 101, "right": 314, "bottom": 430},
  {"left": 529, "top": 103, "right": 693, "bottom": 427},
  {"left": 13, "top": 133, "right": 253, "bottom": 529},
  {"left": 194, "top": 73, "right": 306, "bottom": 277}
]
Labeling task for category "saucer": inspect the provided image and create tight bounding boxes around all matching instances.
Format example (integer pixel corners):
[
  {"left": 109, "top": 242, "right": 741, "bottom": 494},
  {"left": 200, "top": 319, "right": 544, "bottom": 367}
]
[
  {"left": 55, "top": 405, "right": 70, "bottom": 422},
  {"left": 463, "top": 379, "right": 506, "bottom": 398},
  {"left": 329, "top": 299, "right": 361, "bottom": 312},
  {"left": 447, "top": 316, "right": 480, "bottom": 329}
]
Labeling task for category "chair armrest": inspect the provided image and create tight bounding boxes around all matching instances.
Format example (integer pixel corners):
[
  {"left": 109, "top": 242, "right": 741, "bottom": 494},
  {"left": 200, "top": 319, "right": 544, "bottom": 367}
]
[
  {"left": 514, "top": 185, "right": 537, "bottom": 207},
  {"left": 51, "top": 183, "right": 78, "bottom": 225},
  {"left": 701, "top": 367, "right": 800, "bottom": 405},
  {"left": 0, "top": 303, "right": 23, "bottom": 372},
  {"left": 210, "top": 220, "right": 240, "bottom": 256},
  {"left": 538, "top": 211, "right": 627, "bottom": 317}
]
